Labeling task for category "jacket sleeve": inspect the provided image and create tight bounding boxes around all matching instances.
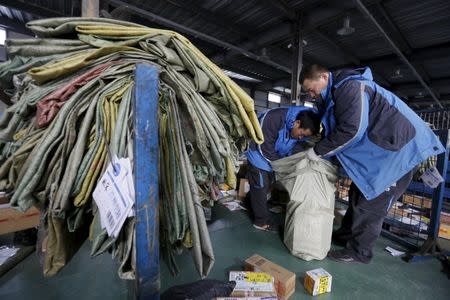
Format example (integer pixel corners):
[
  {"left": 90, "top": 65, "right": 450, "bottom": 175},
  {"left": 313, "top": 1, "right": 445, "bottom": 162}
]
[
  {"left": 314, "top": 80, "right": 368, "bottom": 157},
  {"left": 259, "top": 110, "right": 285, "bottom": 161}
]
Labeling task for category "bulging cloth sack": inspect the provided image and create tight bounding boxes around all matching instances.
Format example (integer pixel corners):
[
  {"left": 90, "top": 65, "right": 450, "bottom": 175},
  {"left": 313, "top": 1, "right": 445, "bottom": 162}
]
[{"left": 272, "top": 152, "right": 338, "bottom": 260}]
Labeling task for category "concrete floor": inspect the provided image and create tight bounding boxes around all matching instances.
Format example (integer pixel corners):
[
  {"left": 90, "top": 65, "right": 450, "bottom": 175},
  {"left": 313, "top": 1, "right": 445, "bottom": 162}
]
[{"left": 1, "top": 204, "right": 449, "bottom": 299}]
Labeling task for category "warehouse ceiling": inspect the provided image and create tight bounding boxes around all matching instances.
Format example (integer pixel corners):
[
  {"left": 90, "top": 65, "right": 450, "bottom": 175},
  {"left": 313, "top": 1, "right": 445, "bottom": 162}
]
[{"left": 1, "top": 0, "right": 450, "bottom": 109}]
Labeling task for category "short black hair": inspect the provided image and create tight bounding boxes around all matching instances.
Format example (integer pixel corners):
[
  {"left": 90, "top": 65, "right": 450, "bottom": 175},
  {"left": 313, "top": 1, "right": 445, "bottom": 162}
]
[
  {"left": 299, "top": 64, "right": 329, "bottom": 84},
  {"left": 296, "top": 110, "right": 321, "bottom": 135}
]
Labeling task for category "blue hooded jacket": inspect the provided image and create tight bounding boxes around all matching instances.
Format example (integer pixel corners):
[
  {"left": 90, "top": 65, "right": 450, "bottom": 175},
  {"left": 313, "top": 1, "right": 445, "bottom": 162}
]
[
  {"left": 246, "top": 106, "right": 318, "bottom": 172},
  {"left": 315, "top": 67, "right": 445, "bottom": 200}
]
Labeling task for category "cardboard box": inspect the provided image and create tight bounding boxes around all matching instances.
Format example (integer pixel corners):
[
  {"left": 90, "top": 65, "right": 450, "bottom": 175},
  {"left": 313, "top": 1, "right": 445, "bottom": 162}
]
[
  {"left": 0, "top": 205, "right": 40, "bottom": 235},
  {"left": 229, "top": 271, "right": 277, "bottom": 298},
  {"left": 402, "top": 194, "right": 432, "bottom": 209},
  {"left": 334, "top": 208, "right": 346, "bottom": 225},
  {"left": 238, "top": 179, "right": 250, "bottom": 200},
  {"left": 388, "top": 207, "right": 411, "bottom": 218},
  {"left": 441, "top": 212, "right": 450, "bottom": 225},
  {"left": 439, "top": 223, "right": 450, "bottom": 240},
  {"left": 304, "top": 268, "right": 332, "bottom": 296},
  {"left": 244, "top": 254, "right": 296, "bottom": 299}
]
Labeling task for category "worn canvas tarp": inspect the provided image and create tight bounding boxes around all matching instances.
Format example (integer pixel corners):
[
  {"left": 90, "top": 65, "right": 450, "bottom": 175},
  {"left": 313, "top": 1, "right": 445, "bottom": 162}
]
[{"left": 272, "top": 152, "right": 337, "bottom": 260}]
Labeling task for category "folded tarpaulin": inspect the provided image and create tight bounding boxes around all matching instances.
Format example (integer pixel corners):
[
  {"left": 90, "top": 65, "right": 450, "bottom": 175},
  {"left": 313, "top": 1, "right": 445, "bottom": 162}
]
[{"left": 0, "top": 17, "right": 264, "bottom": 279}]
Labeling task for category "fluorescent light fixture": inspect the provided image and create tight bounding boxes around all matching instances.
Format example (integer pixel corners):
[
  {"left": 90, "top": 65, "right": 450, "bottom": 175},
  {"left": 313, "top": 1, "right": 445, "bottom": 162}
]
[
  {"left": 222, "top": 69, "right": 261, "bottom": 83},
  {"left": 268, "top": 92, "right": 281, "bottom": 103},
  {"left": 273, "top": 86, "right": 291, "bottom": 94}
]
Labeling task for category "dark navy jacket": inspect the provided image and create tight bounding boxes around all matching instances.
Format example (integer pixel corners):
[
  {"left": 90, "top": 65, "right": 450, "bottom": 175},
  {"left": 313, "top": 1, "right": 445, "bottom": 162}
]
[
  {"left": 246, "top": 106, "right": 318, "bottom": 172},
  {"left": 316, "top": 67, "right": 445, "bottom": 200}
]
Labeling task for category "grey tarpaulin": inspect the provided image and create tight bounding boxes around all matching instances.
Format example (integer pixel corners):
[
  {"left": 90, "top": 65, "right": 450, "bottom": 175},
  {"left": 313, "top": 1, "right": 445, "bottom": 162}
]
[{"left": 272, "top": 152, "right": 338, "bottom": 261}]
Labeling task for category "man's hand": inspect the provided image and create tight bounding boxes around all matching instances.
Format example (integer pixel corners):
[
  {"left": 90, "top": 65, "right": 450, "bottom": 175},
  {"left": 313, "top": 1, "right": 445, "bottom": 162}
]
[{"left": 305, "top": 147, "right": 320, "bottom": 161}]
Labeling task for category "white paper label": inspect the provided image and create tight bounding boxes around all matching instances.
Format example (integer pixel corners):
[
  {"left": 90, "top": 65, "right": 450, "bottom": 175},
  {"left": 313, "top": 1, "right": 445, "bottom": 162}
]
[
  {"left": 420, "top": 166, "right": 444, "bottom": 188},
  {"left": 93, "top": 156, "right": 135, "bottom": 237}
]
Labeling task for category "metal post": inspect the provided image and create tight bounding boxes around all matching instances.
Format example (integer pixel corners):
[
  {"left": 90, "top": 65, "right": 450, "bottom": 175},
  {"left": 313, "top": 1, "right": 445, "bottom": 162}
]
[
  {"left": 81, "top": 0, "right": 99, "bottom": 17},
  {"left": 402, "top": 129, "right": 450, "bottom": 262},
  {"left": 429, "top": 130, "right": 450, "bottom": 238},
  {"left": 134, "top": 64, "right": 160, "bottom": 299},
  {"left": 290, "top": 12, "right": 303, "bottom": 105}
]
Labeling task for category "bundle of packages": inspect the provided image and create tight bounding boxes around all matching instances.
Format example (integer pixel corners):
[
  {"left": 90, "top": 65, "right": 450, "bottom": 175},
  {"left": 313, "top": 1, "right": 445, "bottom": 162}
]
[{"left": 0, "top": 18, "right": 263, "bottom": 278}]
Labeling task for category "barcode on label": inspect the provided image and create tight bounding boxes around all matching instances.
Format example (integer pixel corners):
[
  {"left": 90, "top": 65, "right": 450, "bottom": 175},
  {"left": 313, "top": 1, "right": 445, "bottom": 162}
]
[{"left": 107, "top": 211, "right": 115, "bottom": 229}]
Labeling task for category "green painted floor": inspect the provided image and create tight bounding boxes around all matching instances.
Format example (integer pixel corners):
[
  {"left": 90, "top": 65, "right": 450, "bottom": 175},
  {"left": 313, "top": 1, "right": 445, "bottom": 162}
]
[{"left": 1, "top": 204, "right": 449, "bottom": 299}]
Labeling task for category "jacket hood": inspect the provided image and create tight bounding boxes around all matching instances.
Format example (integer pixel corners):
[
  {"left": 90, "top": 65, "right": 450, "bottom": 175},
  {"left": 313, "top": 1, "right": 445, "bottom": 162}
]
[{"left": 333, "top": 67, "right": 373, "bottom": 88}]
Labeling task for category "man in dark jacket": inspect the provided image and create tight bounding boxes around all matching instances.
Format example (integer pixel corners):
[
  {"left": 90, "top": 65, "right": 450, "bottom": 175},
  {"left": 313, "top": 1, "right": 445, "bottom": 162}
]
[
  {"left": 300, "top": 64, "right": 444, "bottom": 264},
  {"left": 245, "top": 106, "right": 321, "bottom": 232}
]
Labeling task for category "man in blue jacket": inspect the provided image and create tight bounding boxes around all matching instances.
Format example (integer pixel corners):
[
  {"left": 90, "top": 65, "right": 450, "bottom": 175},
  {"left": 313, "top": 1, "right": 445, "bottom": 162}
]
[
  {"left": 300, "top": 64, "right": 445, "bottom": 264},
  {"left": 245, "top": 107, "right": 321, "bottom": 232}
]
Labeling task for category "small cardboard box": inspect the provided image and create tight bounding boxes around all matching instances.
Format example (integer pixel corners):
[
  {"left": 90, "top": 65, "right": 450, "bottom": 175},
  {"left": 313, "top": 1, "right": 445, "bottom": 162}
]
[
  {"left": 244, "top": 254, "right": 296, "bottom": 299},
  {"left": 334, "top": 208, "right": 347, "bottom": 225},
  {"left": 439, "top": 223, "right": 450, "bottom": 240},
  {"left": 0, "top": 204, "right": 40, "bottom": 235},
  {"left": 441, "top": 212, "right": 450, "bottom": 224},
  {"left": 229, "top": 271, "right": 277, "bottom": 298},
  {"left": 303, "top": 268, "right": 332, "bottom": 296},
  {"left": 402, "top": 194, "right": 432, "bottom": 209},
  {"left": 238, "top": 179, "right": 250, "bottom": 200}
]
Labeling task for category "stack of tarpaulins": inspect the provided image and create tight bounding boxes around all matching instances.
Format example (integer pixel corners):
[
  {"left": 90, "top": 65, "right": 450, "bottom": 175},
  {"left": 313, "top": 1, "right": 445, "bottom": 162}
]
[{"left": 0, "top": 18, "right": 263, "bottom": 278}]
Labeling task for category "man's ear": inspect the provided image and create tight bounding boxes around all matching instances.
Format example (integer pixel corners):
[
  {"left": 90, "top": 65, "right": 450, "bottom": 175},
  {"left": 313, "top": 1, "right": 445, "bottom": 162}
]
[{"left": 294, "top": 120, "right": 301, "bottom": 128}]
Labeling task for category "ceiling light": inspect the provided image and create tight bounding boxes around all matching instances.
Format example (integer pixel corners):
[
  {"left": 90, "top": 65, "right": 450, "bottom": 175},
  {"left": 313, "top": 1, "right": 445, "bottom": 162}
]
[
  {"left": 337, "top": 17, "right": 355, "bottom": 36},
  {"left": 391, "top": 68, "right": 403, "bottom": 79}
]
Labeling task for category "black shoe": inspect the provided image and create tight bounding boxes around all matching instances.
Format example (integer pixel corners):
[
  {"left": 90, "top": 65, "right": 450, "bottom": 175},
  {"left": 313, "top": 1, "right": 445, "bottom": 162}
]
[{"left": 327, "top": 249, "right": 370, "bottom": 264}]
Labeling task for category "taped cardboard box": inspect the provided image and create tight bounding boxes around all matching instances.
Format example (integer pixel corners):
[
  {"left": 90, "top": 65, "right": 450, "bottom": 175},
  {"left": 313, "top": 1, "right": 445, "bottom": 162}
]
[
  {"left": 229, "top": 271, "right": 277, "bottom": 298},
  {"left": 304, "top": 268, "right": 332, "bottom": 296},
  {"left": 244, "top": 254, "right": 295, "bottom": 299},
  {"left": 238, "top": 179, "right": 250, "bottom": 200}
]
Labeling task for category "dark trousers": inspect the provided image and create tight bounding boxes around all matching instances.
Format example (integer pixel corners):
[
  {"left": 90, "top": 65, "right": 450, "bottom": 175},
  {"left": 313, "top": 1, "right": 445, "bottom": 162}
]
[
  {"left": 247, "top": 163, "right": 275, "bottom": 226},
  {"left": 334, "top": 170, "right": 414, "bottom": 262}
]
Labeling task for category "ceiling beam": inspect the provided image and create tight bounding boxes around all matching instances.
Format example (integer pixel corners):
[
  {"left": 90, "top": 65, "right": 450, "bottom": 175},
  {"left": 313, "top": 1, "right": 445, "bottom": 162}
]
[
  {"left": 0, "top": 0, "right": 65, "bottom": 18},
  {"left": 373, "top": 2, "right": 432, "bottom": 84},
  {"left": 210, "top": 3, "right": 350, "bottom": 64},
  {"left": 393, "top": 77, "right": 450, "bottom": 97},
  {"left": 262, "top": 0, "right": 296, "bottom": 20},
  {"left": 160, "top": 0, "right": 257, "bottom": 40},
  {"left": 362, "top": 42, "right": 450, "bottom": 65},
  {"left": 109, "top": 0, "right": 291, "bottom": 73},
  {"left": 0, "top": 16, "right": 34, "bottom": 36},
  {"left": 354, "top": 0, "right": 442, "bottom": 108},
  {"left": 373, "top": 2, "right": 411, "bottom": 54},
  {"left": 407, "top": 95, "right": 450, "bottom": 107}
]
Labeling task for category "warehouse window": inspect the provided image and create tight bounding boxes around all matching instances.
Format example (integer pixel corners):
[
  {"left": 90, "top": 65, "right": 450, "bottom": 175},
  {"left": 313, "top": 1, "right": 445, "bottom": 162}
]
[
  {"left": 268, "top": 92, "right": 281, "bottom": 103},
  {"left": 304, "top": 101, "right": 314, "bottom": 108},
  {"left": 0, "top": 28, "right": 6, "bottom": 46}
]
